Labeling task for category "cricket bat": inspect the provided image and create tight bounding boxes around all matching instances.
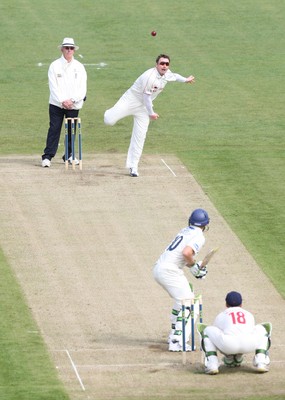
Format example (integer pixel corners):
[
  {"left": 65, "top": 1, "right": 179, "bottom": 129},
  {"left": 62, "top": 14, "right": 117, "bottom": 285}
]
[{"left": 200, "top": 247, "right": 219, "bottom": 268}]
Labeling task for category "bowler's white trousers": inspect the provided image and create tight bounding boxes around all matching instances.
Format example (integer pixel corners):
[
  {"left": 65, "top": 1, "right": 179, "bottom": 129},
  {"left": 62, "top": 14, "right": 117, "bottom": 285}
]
[{"left": 104, "top": 93, "right": 150, "bottom": 170}]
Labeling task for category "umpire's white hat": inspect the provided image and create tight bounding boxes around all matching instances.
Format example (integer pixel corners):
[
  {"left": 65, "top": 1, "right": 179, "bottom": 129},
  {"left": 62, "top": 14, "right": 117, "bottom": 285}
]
[{"left": 58, "top": 37, "right": 79, "bottom": 50}]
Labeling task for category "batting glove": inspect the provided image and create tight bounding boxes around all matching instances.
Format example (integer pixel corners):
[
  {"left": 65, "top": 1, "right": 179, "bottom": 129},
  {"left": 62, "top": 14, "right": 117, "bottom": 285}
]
[{"left": 189, "top": 262, "right": 208, "bottom": 279}]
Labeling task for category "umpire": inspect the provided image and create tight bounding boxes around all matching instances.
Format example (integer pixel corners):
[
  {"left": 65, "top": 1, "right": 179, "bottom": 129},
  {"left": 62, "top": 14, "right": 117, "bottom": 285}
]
[{"left": 41, "top": 38, "right": 87, "bottom": 168}]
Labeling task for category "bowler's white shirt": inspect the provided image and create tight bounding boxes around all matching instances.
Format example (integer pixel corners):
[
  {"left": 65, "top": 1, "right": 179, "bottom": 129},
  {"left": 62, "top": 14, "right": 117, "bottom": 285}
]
[{"left": 125, "top": 68, "right": 186, "bottom": 103}]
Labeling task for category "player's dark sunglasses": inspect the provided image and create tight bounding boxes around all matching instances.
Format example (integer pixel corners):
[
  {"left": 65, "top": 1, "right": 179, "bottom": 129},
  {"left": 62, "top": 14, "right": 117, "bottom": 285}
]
[
  {"left": 64, "top": 46, "right": 75, "bottom": 50},
  {"left": 159, "top": 61, "right": 169, "bottom": 66}
]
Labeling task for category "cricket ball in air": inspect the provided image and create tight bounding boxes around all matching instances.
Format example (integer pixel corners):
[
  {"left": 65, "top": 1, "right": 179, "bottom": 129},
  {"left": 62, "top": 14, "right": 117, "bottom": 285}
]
[{"left": 151, "top": 31, "right": 157, "bottom": 37}]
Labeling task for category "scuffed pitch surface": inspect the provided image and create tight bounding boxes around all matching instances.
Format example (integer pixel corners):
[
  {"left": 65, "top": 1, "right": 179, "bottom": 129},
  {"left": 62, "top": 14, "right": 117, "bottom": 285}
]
[{"left": 0, "top": 154, "right": 284, "bottom": 399}]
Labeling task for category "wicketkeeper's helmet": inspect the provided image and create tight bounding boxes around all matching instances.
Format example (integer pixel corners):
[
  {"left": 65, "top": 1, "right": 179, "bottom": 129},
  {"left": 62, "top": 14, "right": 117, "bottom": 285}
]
[{"left": 188, "top": 208, "right": 209, "bottom": 227}]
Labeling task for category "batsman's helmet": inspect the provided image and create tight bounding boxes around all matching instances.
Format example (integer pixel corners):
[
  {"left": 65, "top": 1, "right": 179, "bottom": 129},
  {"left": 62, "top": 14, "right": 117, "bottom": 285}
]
[{"left": 188, "top": 208, "right": 209, "bottom": 227}]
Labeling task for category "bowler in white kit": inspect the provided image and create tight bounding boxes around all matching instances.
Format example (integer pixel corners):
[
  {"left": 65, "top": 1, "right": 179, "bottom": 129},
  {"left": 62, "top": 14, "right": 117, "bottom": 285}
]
[{"left": 104, "top": 54, "right": 195, "bottom": 177}]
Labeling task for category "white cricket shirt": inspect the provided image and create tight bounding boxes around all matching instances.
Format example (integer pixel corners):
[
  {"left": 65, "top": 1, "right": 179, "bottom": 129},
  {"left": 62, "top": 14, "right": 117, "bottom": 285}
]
[
  {"left": 214, "top": 307, "right": 256, "bottom": 335},
  {"left": 128, "top": 68, "right": 186, "bottom": 102},
  {"left": 156, "top": 226, "right": 205, "bottom": 269},
  {"left": 48, "top": 55, "right": 87, "bottom": 109}
]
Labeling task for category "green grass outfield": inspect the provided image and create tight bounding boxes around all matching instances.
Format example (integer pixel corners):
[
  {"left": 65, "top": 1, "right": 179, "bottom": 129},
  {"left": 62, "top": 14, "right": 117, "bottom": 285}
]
[{"left": 1, "top": 0, "right": 284, "bottom": 398}]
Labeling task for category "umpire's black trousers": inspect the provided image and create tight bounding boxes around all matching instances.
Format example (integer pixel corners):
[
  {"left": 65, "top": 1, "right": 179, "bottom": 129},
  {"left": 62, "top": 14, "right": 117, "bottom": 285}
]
[{"left": 42, "top": 104, "right": 79, "bottom": 161}]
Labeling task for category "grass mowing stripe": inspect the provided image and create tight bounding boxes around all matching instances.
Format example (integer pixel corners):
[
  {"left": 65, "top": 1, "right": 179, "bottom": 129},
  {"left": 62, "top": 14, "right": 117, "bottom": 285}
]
[{"left": 0, "top": 249, "right": 69, "bottom": 400}]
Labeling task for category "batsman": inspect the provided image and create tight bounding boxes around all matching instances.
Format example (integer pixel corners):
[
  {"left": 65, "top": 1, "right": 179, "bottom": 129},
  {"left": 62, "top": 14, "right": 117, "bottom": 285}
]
[{"left": 153, "top": 208, "right": 211, "bottom": 352}]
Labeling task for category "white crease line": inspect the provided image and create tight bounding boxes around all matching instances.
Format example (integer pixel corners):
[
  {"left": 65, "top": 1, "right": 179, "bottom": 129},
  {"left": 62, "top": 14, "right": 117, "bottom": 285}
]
[
  {"left": 161, "top": 158, "right": 177, "bottom": 177},
  {"left": 83, "top": 63, "right": 107, "bottom": 67},
  {"left": 52, "top": 343, "right": 285, "bottom": 352},
  {"left": 58, "top": 360, "right": 285, "bottom": 371},
  {"left": 78, "top": 362, "right": 175, "bottom": 368},
  {"left": 62, "top": 360, "right": 285, "bottom": 367},
  {"left": 65, "top": 349, "right": 85, "bottom": 391},
  {"left": 36, "top": 62, "right": 107, "bottom": 67}
]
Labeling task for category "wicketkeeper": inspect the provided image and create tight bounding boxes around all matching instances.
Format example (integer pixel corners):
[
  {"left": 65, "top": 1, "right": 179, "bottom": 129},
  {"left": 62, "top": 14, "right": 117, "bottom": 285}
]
[{"left": 197, "top": 291, "right": 272, "bottom": 374}]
